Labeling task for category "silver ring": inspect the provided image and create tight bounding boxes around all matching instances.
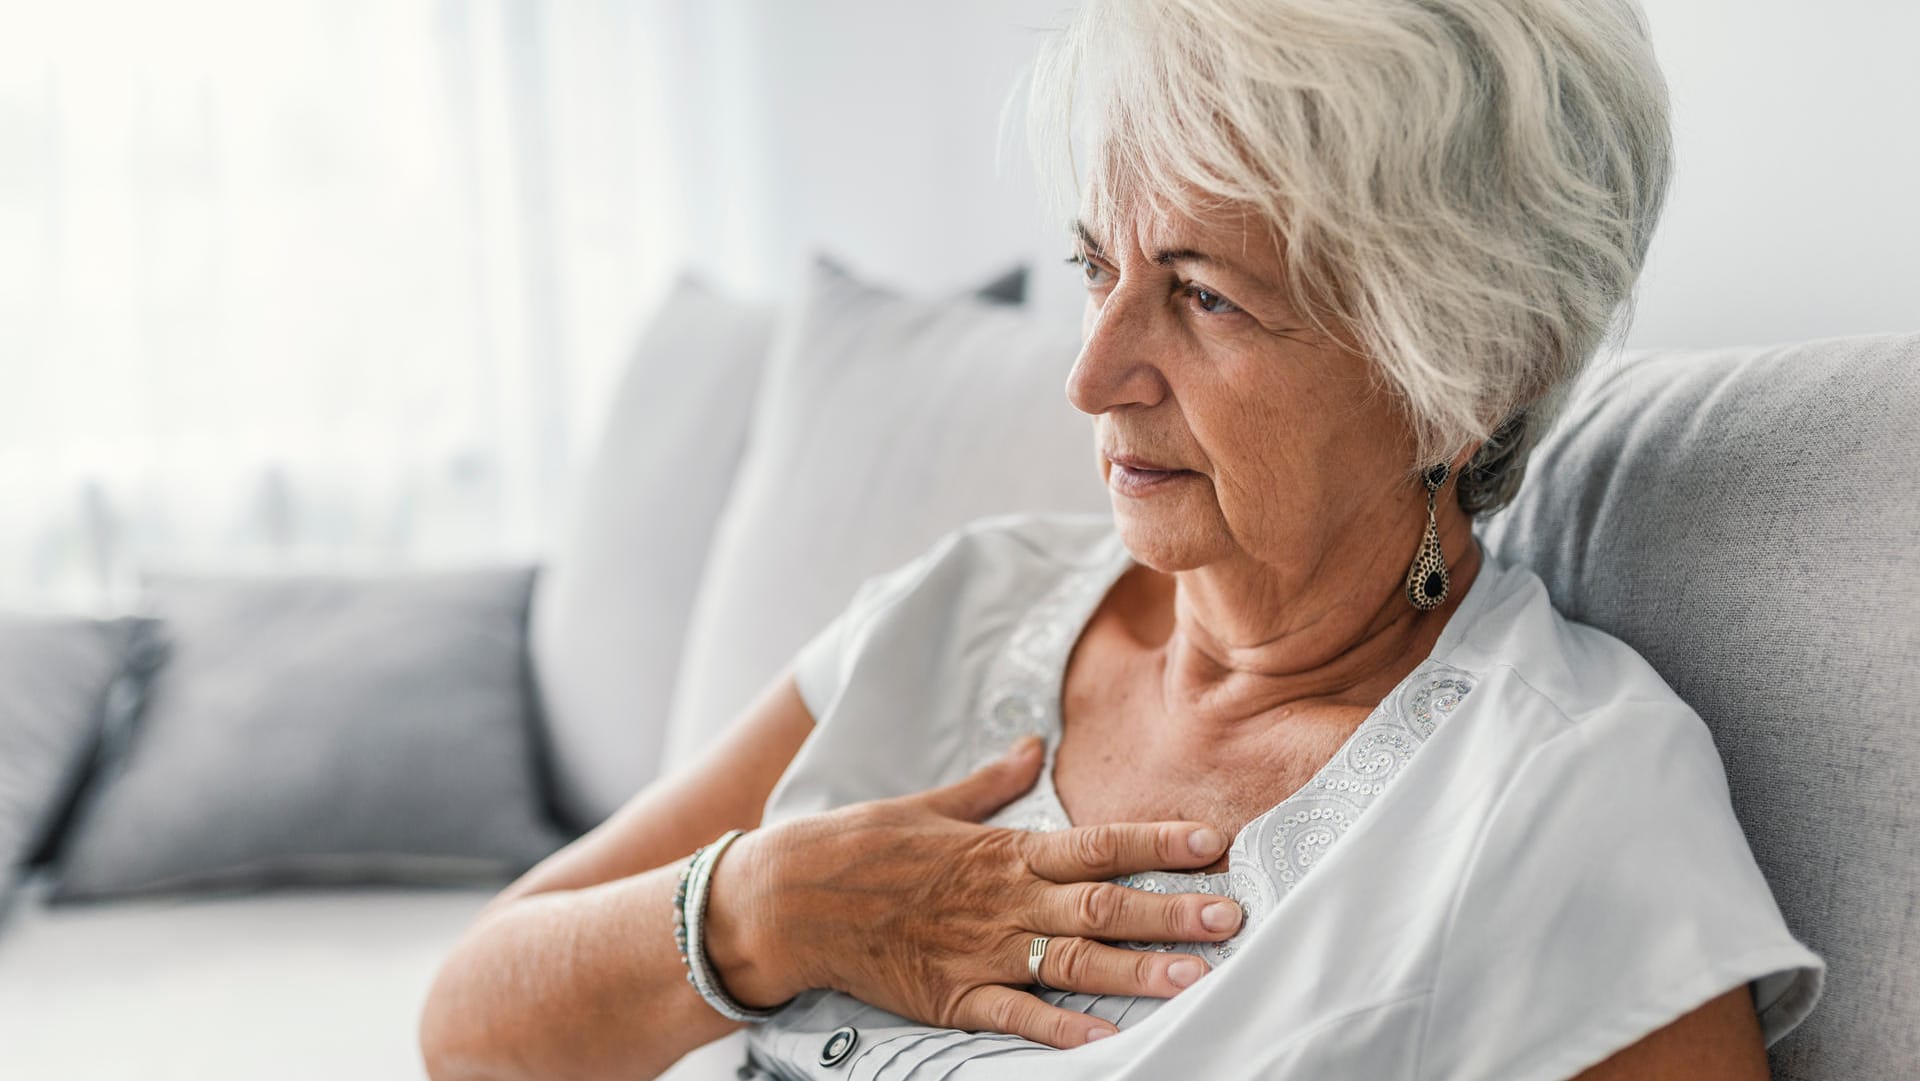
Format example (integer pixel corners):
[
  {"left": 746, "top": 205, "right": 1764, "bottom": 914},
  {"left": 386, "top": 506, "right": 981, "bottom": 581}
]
[{"left": 1027, "top": 935, "right": 1054, "bottom": 990}]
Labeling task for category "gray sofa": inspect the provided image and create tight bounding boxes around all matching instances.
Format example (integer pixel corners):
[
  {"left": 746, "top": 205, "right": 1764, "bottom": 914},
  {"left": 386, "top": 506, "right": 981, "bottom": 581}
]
[{"left": 1, "top": 263, "right": 1911, "bottom": 1079}]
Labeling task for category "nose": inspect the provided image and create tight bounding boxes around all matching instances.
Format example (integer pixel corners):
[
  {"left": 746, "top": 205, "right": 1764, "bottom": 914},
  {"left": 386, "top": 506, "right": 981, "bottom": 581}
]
[{"left": 1065, "top": 286, "right": 1167, "bottom": 417}]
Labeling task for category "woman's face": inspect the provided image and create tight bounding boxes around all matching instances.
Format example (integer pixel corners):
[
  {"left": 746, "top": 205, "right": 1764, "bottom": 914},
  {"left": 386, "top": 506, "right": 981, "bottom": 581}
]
[{"left": 1068, "top": 197, "right": 1441, "bottom": 579}]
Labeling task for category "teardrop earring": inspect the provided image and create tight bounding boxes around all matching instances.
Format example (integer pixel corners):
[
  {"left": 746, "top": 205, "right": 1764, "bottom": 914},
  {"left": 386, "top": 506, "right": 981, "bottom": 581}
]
[{"left": 1405, "top": 463, "right": 1451, "bottom": 611}]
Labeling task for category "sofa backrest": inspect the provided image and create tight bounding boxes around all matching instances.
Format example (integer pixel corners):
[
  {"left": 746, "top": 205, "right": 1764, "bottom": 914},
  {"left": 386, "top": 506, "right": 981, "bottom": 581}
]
[{"left": 1476, "top": 331, "right": 1920, "bottom": 1079}]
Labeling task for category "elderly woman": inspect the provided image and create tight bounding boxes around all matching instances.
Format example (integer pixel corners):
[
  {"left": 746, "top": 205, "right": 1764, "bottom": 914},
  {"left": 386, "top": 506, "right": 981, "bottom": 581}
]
[{"left": 421, "top": 0, "right": 1825, "bottom": 1078}]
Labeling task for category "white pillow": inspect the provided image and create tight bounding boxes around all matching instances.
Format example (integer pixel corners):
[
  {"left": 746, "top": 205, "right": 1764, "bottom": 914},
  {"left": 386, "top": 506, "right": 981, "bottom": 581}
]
[
  {"left": 661, "top": 257, "right": 1107, "bottom": 773},
  {"left": 530, "top": 273, "right": 775, "bottom": 831}
]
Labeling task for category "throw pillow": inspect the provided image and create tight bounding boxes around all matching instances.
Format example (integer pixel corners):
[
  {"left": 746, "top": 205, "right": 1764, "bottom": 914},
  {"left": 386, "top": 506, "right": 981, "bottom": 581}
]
[
  {"left": 49, "top": 566, "right": 567, "bottom": 902},
  {"left": 532, "top": 264, "right": 1030, "bottom": 831},
  {"left": 530, "top": 273, "right": 776, "bottom": 833}
]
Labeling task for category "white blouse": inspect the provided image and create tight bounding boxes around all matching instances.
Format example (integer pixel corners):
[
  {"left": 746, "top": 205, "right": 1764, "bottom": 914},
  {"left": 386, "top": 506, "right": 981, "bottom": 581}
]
[{"left": 726, "top": 511, "right": 1824, "bottom": 1081}]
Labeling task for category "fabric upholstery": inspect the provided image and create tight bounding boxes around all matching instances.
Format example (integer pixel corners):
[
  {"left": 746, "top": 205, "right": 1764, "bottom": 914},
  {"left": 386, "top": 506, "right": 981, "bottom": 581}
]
[
  {"left": 532, "top": 265, "right": 1028, "bottom": 831},
  {"left": 530, "top": 273, "right": 777, "bottom": 832},
  {"left": 1475, "top": 331, "right": 1920, "bottom": 1080},
  {"left": 0, "top": 868, "right": 492, "bottom": 1080},
  {"left": 49, "top": 566, "right": 567, "bottom": 902}
]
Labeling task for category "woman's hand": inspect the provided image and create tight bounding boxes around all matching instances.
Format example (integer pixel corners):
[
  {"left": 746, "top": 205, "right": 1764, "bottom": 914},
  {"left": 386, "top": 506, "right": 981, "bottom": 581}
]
[{"left": 702, "top": 736, "right": 1244, "bottom": 1048}]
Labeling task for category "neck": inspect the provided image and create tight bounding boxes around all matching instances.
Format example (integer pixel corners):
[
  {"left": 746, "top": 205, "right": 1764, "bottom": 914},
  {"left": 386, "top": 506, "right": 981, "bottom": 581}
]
[{"left": 1148, "top": 516, "right": 1484, "bottom": 734}]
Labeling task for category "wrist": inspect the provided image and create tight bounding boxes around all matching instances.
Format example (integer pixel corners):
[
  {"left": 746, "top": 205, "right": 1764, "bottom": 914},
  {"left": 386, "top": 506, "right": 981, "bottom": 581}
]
[{"left": 701, "top": 826, "right": 805, "bottom": 1009}]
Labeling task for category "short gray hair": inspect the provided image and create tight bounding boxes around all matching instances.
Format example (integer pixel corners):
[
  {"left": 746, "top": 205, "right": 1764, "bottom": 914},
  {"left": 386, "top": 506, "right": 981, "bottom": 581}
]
[{"left": 1022, "top": 0, "right": 1673, "bottom": 517}]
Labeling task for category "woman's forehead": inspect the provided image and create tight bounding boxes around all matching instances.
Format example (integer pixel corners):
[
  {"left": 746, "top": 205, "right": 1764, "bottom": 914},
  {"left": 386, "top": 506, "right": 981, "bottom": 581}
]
[{"left": 1075, "top": 190, "right": 1284, "bottom": 267}]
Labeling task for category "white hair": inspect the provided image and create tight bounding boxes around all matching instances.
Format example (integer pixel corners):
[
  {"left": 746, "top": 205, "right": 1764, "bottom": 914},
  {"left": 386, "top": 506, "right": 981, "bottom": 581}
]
[{"left": 1020, "top": 0, "right": 1673, "bottom": 516}]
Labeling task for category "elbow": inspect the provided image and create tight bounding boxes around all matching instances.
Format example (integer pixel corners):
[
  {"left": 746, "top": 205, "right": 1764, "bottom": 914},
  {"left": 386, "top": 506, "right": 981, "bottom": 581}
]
[
  {"left": 419, "top": 940, "right": 515, "bottom": 1081},
  {"left": 418, "top": 983, "right": 478, "bottom": 1081},
  {"left": 418, "top": 1030, "right": 474, "bottom": 1081}
]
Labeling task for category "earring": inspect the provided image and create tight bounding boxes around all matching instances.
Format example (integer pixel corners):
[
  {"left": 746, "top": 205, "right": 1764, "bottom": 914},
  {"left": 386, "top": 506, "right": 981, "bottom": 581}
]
[{"left": 1405, "top": 463, "right": 1450, "bottom": 611}]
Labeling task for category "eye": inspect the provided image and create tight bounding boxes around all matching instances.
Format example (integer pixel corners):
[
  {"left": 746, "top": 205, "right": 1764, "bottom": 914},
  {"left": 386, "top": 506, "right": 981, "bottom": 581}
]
[
  {"left": 1064, "top": 252, "right": 1114, "bottom": 289},
  {"left": 1185, "top": 284, "right": 1240, "bottom": 315}
]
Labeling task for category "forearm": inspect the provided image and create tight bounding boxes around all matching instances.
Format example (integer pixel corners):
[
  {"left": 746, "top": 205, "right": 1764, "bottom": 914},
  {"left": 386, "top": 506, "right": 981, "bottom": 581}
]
[{"left": 419, "top": 860, "right": 744, "bottom": 1081}]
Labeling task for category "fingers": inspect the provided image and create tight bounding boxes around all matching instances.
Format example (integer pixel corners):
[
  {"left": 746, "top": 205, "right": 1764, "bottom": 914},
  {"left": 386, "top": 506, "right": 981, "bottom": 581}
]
[
  {"left": 1021, "top": 934, "right": 1211, "bottom": 999},
  {"left": 1021, "top": 820, "right": 1229, "bottom": 881},
  {"left": 1031, "top": 879, "right": 1244, "bottom": 943},
  {"left": 915, "top": 736, "right": 1045, "bottom": 822},
  {"left": 951, "top": 984, "right": 1119, "bottom": 1050}
]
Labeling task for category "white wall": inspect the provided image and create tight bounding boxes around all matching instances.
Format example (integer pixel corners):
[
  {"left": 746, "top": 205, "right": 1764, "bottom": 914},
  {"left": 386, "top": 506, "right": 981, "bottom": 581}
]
[
  {"left": 1631, "top": 0, "right": 1920, "bottom": 347},
  {"left": 663, "top": 0, "right": 1920, "bottom": 348},
  {"left": 656, "top": 1, "right": 1082, "bottom": 309}
]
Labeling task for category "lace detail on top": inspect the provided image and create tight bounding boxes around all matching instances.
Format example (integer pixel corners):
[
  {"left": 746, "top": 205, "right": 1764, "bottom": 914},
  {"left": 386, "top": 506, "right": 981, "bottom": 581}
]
[{"left": 971, "top": 529, "right": 1478, "bottom": 969}]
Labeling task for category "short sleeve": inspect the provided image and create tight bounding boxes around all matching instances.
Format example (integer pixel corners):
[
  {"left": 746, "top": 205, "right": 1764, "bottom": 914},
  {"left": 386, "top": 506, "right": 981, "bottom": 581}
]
[
  {"left": 789, "top": 541, "right": 950, "bottom": 720},
  {"left": 789, "top": 578, "right": 876, "bottom": 719},
  {"left": 1417, "top": 698, "right": 1826, "bottom": 1081}
]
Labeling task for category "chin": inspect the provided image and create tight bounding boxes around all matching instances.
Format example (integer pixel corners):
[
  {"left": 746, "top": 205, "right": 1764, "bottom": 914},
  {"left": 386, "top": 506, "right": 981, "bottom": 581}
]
[{"left": 1110, "top": 496, "right": 1228, "bottom": 572}]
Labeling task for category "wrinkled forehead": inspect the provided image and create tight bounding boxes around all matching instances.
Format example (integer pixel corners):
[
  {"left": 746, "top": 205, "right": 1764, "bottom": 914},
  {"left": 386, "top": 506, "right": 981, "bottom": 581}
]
[{"left": 1076, "top": 163, "right": 1286, "bottom": 266}]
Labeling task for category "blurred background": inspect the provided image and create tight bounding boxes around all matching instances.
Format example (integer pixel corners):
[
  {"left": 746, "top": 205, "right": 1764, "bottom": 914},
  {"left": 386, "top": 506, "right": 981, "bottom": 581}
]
[
  {"left": 3, "top": 4, "right": 1915, "bottom": 1079},
  {"left": 2, "top": 0, "right": 1916, "bottom": 611}
]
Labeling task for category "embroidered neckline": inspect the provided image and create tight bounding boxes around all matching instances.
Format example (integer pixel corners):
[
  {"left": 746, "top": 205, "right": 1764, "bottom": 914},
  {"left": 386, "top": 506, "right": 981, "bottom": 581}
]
[{"left": 973, "top": 526, "right": 1486, "bottom": 964}]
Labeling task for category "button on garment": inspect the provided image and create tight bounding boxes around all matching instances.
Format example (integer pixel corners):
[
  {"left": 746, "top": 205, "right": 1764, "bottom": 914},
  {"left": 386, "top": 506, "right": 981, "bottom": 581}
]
[{"left": 816, "top": 1025, "right": 858, "bottom": 1068}]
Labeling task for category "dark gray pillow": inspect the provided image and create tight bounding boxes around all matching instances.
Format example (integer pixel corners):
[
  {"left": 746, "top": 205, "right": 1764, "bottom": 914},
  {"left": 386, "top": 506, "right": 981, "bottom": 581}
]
[
  {"left": 0, "top": 615, "right": 150, "bottom": 910},
  {"left": 49, "top": 566, "right": 567, "bottom": 902},
  {"left": 970, "top": 264, "right": 1029, "bottom": 306}
]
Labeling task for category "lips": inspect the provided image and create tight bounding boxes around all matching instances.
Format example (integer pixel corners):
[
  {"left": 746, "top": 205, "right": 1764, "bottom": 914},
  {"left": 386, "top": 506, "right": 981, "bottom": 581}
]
[
  {"left": 1107, "top": 452, "right": 1186, "bottom": 473},
  {"left": 1106, "top": 456, "right": 1193, "bottom": 497}
]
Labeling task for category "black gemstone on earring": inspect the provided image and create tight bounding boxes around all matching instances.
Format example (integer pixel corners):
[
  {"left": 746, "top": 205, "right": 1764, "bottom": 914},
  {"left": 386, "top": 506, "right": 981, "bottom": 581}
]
[
  {"left": 1424, "top": 570, "right": 1445, "bottom": 598},
  {"left": 1424, "top": 463, "right": 1450, "bottom": 489}
]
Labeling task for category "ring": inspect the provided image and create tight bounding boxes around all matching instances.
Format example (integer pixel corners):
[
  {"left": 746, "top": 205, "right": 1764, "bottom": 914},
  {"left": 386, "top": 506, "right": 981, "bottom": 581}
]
[{"left": 1027, "top": 935, "right": 1054, "bottom": 991}]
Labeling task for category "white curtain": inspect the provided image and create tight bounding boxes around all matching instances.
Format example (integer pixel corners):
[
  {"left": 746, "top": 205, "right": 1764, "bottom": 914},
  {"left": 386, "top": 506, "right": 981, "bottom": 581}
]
[{"left": 0, "top": 0, "right": 688, "bottom": 611}]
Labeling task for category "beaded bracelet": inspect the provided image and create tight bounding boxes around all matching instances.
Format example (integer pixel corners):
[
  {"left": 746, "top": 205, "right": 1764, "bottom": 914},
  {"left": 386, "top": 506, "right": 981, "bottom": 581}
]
[{"left": 673, "top": 828, "right": 786, "bottom": 1023}]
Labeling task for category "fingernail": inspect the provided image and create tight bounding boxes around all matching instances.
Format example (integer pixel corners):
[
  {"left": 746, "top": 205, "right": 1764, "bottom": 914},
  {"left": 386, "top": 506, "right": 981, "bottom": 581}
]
[
  {"left": 1201, "top": 901, "right": 1241, "bottom": 932},
  {"left": 1084, "top": 1026, "right": 1117, "bottom": 1044},
  {"left": 1007, "top": 736, "right": 1040, "bottom": 760},
  {"left": 1167, "top": 959, "right": 1204, "bottom": 988},
  {"left": 1187, "top": 827, "right": 1223, "bottom": 856}
]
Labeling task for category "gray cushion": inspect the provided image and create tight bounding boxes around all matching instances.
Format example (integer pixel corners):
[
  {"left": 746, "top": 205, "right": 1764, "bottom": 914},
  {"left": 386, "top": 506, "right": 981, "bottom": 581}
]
[
  {"left": 0, "top": 615, "right": 149, "bottom": 908},
  {"left": 49, "top": 566, "right": 567, "bottom": 902},
  {"left": 971, "top": 264, "right": 1029, "bottom": 306},
  {"left": 1476, "top": 331, "right": 1920, "bottom": 1080},
  {"left": 533, "top": 264, "right": 1031, "bottom": 834}
]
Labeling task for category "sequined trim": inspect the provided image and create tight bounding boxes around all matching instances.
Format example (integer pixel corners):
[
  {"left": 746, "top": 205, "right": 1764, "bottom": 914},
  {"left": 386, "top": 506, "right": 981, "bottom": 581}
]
[{"left": 973, "top": 530, "right": 1479, "bottom": 968}]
